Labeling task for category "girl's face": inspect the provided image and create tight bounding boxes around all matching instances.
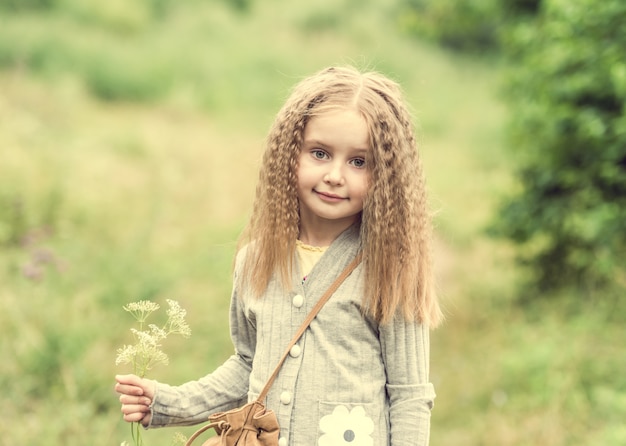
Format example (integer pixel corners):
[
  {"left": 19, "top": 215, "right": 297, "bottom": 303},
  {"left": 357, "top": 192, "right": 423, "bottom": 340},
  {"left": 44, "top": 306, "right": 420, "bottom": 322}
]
[{"left": 297, "top": 108, "right": 370, "bottom": 237}]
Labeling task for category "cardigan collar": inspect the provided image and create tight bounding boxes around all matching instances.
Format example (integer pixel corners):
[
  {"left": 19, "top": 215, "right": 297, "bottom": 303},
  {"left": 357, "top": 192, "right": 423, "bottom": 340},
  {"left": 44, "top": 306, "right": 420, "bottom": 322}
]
[{"left": 292, "top": 223, "right": 362, "bottom": 297}]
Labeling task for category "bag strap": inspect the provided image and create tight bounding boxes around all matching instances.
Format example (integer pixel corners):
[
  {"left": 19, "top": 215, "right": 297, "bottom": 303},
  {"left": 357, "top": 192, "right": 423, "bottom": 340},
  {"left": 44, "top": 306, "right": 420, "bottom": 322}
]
[
  {"left": 256, "top": 252, "right": 362, "bottom": 402},
  {"left": 184, "top": 421, "right": 220, "bottom": 445}
]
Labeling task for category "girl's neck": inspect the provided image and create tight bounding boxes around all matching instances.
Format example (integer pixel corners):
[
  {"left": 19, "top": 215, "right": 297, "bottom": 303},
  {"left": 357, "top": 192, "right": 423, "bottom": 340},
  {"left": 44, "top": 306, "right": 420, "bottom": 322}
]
[
  {"left": 298, "top": 219, "right": 356, "bottom": 247},
  {"left": 298, "top": 233, "right": 332, "bottom": 247}
]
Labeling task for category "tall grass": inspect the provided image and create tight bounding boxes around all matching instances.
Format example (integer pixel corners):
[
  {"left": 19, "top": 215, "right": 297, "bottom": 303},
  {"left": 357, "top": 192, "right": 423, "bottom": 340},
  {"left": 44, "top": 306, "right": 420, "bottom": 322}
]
[{"left": 1, "top": 1, "right": 624, "bottom": 445}]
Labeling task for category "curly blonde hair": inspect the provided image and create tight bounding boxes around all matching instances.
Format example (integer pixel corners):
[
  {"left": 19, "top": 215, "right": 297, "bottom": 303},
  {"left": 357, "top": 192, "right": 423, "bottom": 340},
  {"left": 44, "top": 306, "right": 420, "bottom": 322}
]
[{"left": 238, "top": 66, "right": 442, "bottom": 327}]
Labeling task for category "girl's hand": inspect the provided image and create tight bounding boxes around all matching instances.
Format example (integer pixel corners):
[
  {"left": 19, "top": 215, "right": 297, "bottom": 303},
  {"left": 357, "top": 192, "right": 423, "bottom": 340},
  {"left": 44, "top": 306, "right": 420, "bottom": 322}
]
[{"left": 115, "top": 374, "right": 156, "bottom": 426}]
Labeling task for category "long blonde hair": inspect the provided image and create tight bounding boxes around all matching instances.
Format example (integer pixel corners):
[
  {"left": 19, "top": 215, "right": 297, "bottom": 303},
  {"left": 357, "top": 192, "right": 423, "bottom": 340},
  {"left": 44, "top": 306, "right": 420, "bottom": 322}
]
[{"left": 238, "top": 66, "right": 442, "bottom": 327}]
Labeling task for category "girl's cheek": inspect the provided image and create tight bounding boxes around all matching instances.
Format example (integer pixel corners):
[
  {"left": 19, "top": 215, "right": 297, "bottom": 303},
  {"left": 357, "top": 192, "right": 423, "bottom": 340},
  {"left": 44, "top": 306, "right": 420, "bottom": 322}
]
[{"left": 365, "top": 176, "right": 373, "bottom": 192}]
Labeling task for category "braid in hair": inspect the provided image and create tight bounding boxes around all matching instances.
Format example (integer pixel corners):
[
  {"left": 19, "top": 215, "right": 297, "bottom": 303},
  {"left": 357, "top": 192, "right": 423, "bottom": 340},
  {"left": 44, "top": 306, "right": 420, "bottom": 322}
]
[{"left": 238, "top": 66, "right": 442, "bottom": 327}]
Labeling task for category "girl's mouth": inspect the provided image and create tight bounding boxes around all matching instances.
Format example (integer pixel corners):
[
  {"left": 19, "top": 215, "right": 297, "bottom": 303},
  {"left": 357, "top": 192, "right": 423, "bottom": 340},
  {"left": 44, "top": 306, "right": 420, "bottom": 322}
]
[{"left": 315, "top": 190, "right": 346, "bottom": 202}]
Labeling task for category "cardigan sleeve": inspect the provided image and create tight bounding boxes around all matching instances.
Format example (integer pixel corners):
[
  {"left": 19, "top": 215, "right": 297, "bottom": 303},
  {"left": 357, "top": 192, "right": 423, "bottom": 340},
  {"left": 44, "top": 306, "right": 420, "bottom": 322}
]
[
  {"left": 380, "top": 319, "right": 435, "bottom": 445},
  {"left": 148, "top": 267, "right": 256, "bottom": 428}
]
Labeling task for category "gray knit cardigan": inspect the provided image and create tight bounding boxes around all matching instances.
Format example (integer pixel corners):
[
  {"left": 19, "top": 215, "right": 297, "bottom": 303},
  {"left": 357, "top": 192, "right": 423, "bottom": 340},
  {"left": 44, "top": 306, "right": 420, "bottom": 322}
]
[{"left": 148, "top": 225, "right": 435, "bottom": 445}]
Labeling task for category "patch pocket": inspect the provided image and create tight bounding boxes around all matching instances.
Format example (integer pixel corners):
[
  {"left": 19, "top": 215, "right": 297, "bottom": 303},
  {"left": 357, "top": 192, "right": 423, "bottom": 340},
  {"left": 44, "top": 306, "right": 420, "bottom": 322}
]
[{"left": 317, "top": 401, "right": 380, "bottom": 445}]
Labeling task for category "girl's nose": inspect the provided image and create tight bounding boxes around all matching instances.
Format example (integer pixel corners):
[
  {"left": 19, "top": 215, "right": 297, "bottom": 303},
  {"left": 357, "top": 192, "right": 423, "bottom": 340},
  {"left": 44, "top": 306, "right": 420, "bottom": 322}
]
[{"left": 324, "top": 163, "right": 345, "bottom": 185}]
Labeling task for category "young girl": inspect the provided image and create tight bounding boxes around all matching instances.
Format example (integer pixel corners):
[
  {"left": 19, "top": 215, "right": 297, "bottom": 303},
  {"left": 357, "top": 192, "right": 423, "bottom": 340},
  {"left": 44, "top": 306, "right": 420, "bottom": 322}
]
[{"left": 116, "top": 66, "right": 442, "bottom": 445}]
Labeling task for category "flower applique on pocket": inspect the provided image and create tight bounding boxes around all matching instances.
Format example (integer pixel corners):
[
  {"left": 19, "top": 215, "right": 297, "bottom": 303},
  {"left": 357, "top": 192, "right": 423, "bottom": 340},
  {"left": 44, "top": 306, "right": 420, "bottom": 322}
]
[{"left": 318, "top": 405, "right": 374, "bottom": 446}]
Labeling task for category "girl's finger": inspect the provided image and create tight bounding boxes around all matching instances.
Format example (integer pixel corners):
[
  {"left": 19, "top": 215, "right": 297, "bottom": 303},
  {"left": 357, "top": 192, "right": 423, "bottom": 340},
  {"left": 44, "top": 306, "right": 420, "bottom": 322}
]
[
  {"left": 121, "top": 403, "right": 150, "bottom": 415},
  {"left": 119, "top": 394, "right": 151, "bottom": 406},
  {"left": 115, "top": 374, "right": 141, "bottom": 385},
  {"left": 115, "top": 383, "right": 144, "bottom": 396},
  {"left": 122, "top": 411, "right": 147, "bottom": 423},
  {"left": 121, "top": 410, "right": 152, "bottom": 425}
]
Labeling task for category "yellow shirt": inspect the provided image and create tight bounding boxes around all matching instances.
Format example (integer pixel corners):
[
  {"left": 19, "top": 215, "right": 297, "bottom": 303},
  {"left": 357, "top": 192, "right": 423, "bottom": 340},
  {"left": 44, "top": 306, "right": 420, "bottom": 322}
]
[{"left": 296, "top": 239, "right": 327, "bottom": 278}]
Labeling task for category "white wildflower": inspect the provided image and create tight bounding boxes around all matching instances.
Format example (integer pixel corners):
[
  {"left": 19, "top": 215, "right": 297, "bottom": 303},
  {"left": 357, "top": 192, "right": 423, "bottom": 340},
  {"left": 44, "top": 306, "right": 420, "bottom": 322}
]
[
  {"left": 130, "top": 328, "right": 169, "bottom": 371},
  {"left": 123, "top": 300, "right": 160, "bottom": 323},
  {"left": 165, "top": 299, "right": 192, "bottom": 338},
  {"left": 117, "top": 298, "right": 191, "bottom": 446},
  {"left": 149, "top": 324, "right": 168, "bottom": 342},
  {"left": 143, "top": 348, "right": 169, "bottom": 369},
  {"left": 115, "top": 344, "right": 137, "bottom": 366},
  {"left": 131, "top": 328, "right": 158, "bottom": 348},
  {"left": 171, "top": 432, "right": 188, "bottom": 445}
]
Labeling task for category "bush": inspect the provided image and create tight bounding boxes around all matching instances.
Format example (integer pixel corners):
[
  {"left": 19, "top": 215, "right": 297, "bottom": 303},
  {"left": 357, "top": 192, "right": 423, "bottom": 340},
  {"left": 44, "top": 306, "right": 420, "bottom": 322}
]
[
  {"left": 398, "top": 0, "right": 544, "bottom": 54},
  {"left": 398, "top": 0, "right": 504, "bottom": 52},
  {"left": 0, "top": 0, "right": 57, "bottom": 11},
  {"left": 84, "top": 54, "right": 173, "bottom": 102},
  {"left": 492, "top": 0, "right": 626, "bottom": 293}
]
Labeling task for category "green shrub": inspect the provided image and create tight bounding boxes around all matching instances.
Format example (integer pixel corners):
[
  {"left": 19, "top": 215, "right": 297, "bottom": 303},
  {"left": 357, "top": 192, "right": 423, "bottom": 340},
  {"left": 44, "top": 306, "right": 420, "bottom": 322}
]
[
  {"left": 398, "top": 0, "right": 505, "bottom": 53},
  {"left": 398, "top": 0, "right": 545, "bottom": 54},
  {"left": 0, "top": 188, "right": 63, "bottom": 247},
  {"left": 84, "top": 54, "right": 173, "bottom": 102},
  {"left": 222, "top": 0, "right": 251, "bottom": 13},
  {"left": 0, "top": 0, "right": 57, "bottom": 11},
  {"left": 492, "top": 0, "right": 626, "bottom": 293},
  {"left": 0, "top": 194, "right": 27, "bottom": 246}
]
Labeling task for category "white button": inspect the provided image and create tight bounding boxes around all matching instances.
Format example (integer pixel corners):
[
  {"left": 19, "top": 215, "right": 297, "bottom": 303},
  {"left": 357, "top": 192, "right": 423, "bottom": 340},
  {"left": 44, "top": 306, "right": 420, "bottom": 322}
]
[
  {"left": 292, "top": 294, "right": 304, "bottom": 308},
  {"left": 278, "top": 437, "right": 287, "bottom": 446},
  {"left": 280, "top": 391, "right": 292, "bottom": 405},
  {"left": 289, "top": 344, "right": 301, "bottom": 358}
]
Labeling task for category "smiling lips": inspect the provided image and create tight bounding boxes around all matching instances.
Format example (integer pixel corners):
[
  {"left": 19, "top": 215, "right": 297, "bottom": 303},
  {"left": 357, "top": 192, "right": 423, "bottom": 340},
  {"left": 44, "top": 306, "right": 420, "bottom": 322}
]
[{"left": 315, "top": 190, "right": 346, "bottom": 202}]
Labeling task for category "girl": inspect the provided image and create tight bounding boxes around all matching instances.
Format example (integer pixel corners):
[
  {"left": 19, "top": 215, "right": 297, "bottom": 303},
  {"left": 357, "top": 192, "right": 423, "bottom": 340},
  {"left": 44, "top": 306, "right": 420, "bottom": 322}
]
[{"left": 116, "top": 66, "right": 442, "bottom": 445}]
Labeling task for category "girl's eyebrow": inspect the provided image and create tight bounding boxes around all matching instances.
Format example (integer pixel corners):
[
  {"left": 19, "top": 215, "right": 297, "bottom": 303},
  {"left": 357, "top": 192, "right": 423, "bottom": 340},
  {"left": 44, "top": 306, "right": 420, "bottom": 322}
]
[
  {"left": 303, "top": 139, "right": 368, "bottom": 153},
  {"left": 302, "top": 138, "right": 328, "bottom": 147}
]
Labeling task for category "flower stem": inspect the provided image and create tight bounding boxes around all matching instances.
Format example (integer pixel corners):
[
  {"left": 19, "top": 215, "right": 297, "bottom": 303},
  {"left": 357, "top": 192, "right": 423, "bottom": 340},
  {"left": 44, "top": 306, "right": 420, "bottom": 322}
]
[{"left": 131, "top": 421, "right": 143, "bottom": 446}]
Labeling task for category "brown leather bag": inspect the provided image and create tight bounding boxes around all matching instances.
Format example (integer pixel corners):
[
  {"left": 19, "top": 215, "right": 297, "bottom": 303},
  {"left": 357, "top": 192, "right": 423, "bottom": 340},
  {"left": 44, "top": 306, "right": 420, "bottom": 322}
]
[
  {"left": 185, "top": 254, "right": 362, "bottom": 446},
  {"left": 184, "top": 400, "right": 279, "bottom": 446}
]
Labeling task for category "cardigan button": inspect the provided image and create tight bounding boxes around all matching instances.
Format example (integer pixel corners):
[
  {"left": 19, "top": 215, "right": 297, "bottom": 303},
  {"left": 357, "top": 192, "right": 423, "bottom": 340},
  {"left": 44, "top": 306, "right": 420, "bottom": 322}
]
[
  {"left": 292, "top": 294, "right": 304, "bottom": 308},
  {"left": 280, "top": 391, "right": 292, "bottom": 405},
  {"left": 289, "top": 344, "right": 301, "bottom": 358},
  {"left": 278, "top": 437, "right": 287, "bottom": 446}
]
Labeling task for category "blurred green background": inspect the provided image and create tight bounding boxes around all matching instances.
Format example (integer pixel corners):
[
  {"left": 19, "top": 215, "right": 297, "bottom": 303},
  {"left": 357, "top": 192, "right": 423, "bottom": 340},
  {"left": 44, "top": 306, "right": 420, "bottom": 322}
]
[{"left": 1, "top": 0, "right": 624, "bottom": 444}]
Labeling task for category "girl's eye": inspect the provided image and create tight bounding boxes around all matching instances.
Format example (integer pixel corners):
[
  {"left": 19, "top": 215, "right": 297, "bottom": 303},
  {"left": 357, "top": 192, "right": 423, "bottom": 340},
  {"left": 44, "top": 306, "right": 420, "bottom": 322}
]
[
  {"left": 312, "top": 149, "right": 328, "bottom": 160},
  {"left": 350, "top": 158, "right": 366, "bottom": 169}
]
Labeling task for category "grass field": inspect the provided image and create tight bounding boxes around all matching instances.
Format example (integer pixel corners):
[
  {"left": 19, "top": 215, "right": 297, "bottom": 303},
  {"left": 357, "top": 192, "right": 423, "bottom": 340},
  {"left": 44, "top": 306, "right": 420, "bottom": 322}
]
[{"left": 1, "top": 1, "right": 624, "bottom": 445}]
